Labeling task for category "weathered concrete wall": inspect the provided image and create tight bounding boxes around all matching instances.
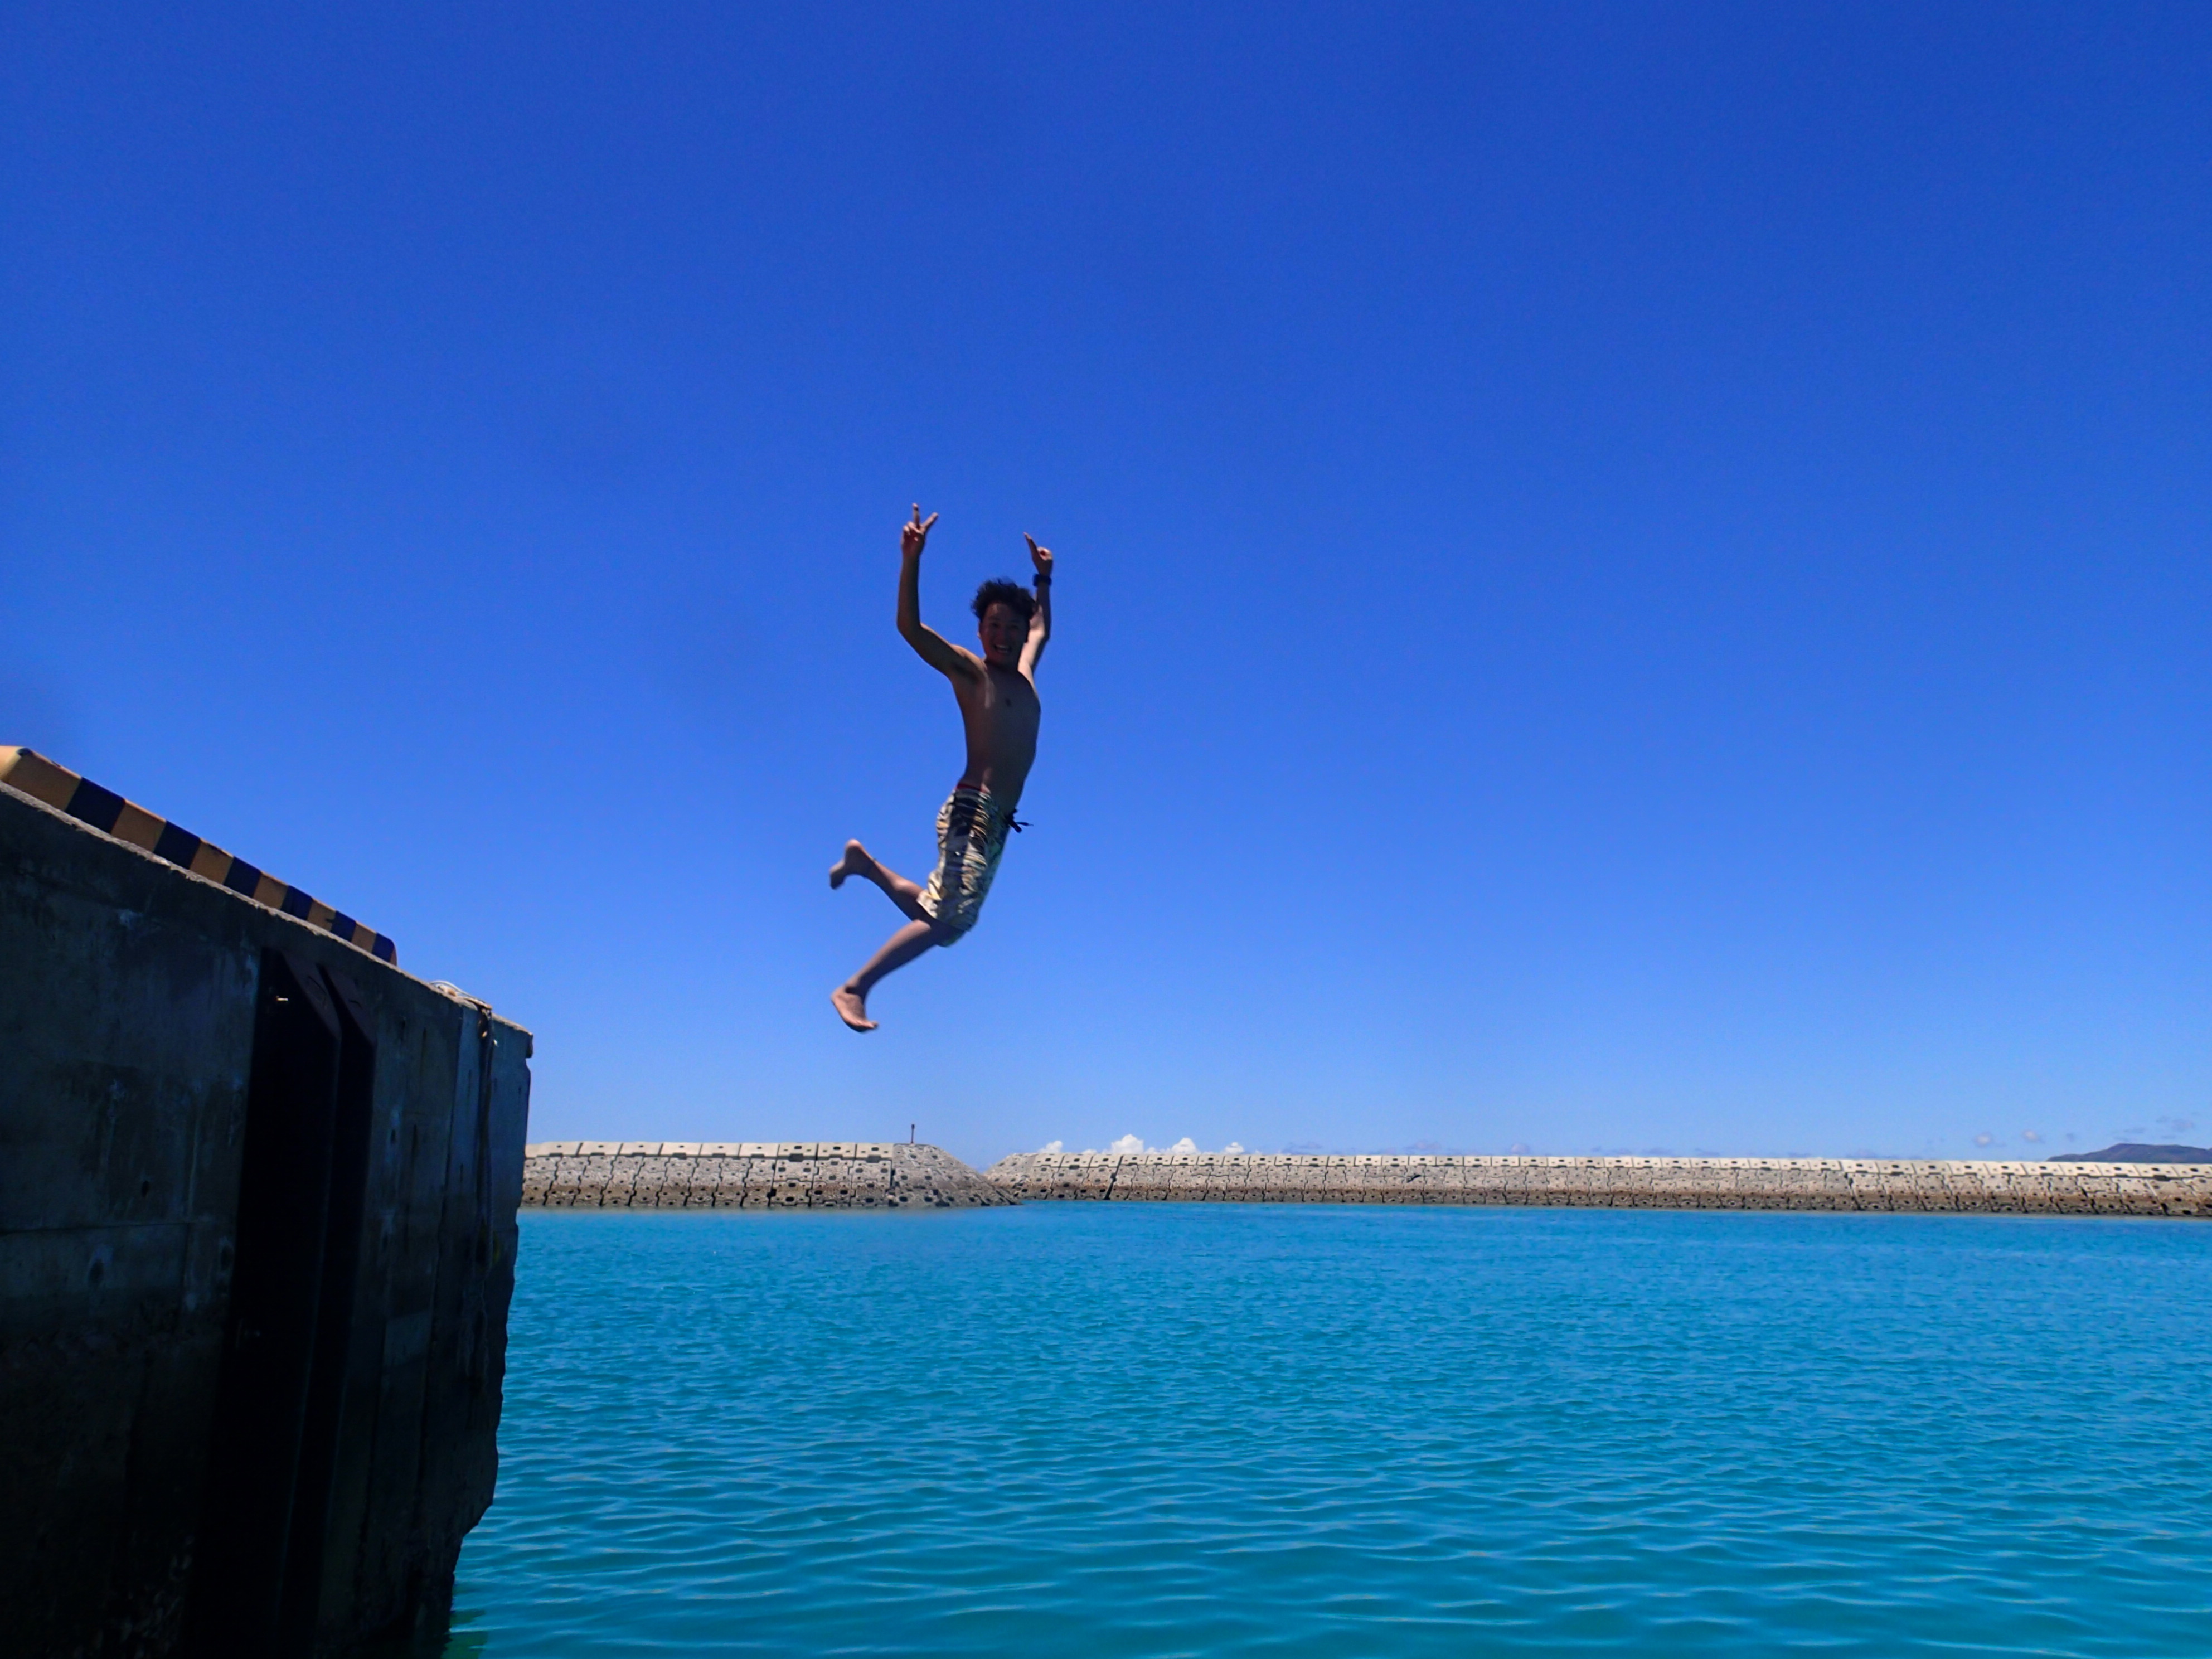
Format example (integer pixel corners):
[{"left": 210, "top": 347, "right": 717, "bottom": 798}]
[
  {"left": 522, "top": 1143, "right": 1010, "bottom": 1209},
  {"left": 984, "top": 1152, "right": 2212, "bottom": 1216},
  {"left": 1, "top": 779, "right": 531, "bottom": 1657},
  {"left": 525, "top": 1147, "right": 2212, "bottom": 1216}
]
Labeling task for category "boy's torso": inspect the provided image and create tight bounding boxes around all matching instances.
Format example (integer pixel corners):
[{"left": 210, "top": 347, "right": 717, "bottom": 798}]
[{"left": 954, "top": 663, "right": 1041, "bottom": 806}]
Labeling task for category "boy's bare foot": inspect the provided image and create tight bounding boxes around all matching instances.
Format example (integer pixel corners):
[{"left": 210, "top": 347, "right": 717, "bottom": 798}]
[
  {"left": 829, "top": 840, "right": 876, "bottom": 890},
  {"left": 831, "top": 985, "right": 877, "bottom": 1032}
]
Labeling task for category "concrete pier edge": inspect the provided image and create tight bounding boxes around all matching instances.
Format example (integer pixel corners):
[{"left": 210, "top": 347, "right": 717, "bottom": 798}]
[{"left": 3, "top": 767, "right": 533, "bottom": 1654}]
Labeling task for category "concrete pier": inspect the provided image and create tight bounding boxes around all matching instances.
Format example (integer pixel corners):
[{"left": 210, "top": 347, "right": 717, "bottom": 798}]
[
  {"left": 984, "top": 1152, "right": 2212, "bottom": 1216},
  {"left": 3, "top": 773, "right": 531, "bottom": 1656},
  {"left": 521, "top": 1143, "right": 1011, "bottom": 1209}
]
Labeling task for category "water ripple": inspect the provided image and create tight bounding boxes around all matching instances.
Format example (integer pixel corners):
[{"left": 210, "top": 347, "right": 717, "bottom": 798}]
[{"left": 451, "top": 1205, "right": 2212, "bottom": 1656}]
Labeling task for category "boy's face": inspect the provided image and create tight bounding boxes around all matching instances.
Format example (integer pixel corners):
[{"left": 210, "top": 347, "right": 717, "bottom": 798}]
[{"left": 978, "top": 603, "right": 1026, "bottom": 668}]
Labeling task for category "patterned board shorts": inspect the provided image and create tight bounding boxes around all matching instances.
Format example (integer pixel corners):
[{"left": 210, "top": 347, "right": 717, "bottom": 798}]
[{"left": 916, "top": 786, "right": 1012, "bottom": 944}]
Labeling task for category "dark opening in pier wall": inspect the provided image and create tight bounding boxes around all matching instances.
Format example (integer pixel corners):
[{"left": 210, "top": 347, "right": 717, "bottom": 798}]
[{"left": 1, "top": 780, "right": 532, "bottom": 1657}]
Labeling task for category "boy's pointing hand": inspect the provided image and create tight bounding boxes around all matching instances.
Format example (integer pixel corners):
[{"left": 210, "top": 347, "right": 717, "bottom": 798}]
[
  {"left": 1026, "top": 534, "right": 1054, "bottom": 580},
  {"left": 903, "top": 504, "right": 939, "bottom": 557}
]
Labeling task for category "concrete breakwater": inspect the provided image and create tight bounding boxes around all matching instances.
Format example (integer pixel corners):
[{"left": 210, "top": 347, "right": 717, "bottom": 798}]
[
  {"left": 522, "top": 1143, "right": 1012, "bottom": 1209},
  {"left": 984, "top": 1152, "right": 2212, "bottom": 1217}
]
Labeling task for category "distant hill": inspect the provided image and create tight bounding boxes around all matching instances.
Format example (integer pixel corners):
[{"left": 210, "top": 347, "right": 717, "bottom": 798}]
[{"left": 2049, "top": 1143, "right": 2212, "bottom": 1164}]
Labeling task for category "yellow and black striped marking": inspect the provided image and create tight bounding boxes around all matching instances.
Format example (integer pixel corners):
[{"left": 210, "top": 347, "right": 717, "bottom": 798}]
[{"left": 1, "top": 745, "right": 397, "bottom": 964}]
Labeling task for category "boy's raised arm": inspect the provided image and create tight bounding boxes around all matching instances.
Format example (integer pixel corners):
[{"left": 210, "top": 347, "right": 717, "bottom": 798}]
[
  {"left": 1020, "top": 534, "right": 1053, "bottom": 675},
  {"left": 895, "top": 505, "right": 978, "bottom": 680}
]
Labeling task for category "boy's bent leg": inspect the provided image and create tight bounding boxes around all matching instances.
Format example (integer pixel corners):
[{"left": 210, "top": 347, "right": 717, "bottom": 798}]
[
  {"left": 832, "top": 917, "right": 952, "bottom": 1031},
  {"left": 830, "top": 840, "right": 930, "bottom": 921}
]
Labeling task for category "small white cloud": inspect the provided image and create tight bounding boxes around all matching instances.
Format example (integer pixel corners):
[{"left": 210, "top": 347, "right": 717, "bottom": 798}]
[
  {"left": 1037, "top": 1139, "right": 1064, "bottom": 1154},
  {"left": 1166, "top": 1136, "right": 1197, "bottom": 1153},
  {"left": 1223, "top": 1141, "right": 1245, "bottom": 1153},
  {"left": 2021, "top": 1130, "right": 2043, "bottom": 1143},
  {"left": 1973, "top": 1133, "right": 1995, "bottom": 1147},
  {"left": 1108, "top": 1133, "right": 1144, "bottom": 1154}
]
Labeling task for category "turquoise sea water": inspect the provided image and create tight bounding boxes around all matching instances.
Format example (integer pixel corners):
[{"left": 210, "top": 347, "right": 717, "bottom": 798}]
[{"left": 452, "top": 1204, "right": 2211, "bottom": 1656}]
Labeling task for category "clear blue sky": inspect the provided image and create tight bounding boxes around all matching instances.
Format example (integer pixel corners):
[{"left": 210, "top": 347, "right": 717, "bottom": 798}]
[{"left": 7, "top": 4, "right": 2208, "bottom": 1167}]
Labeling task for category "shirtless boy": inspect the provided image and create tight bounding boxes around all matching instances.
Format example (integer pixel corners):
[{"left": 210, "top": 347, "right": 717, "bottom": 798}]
[{"left": 829, "top": 505, "right": 1053, "bottom": 1031}]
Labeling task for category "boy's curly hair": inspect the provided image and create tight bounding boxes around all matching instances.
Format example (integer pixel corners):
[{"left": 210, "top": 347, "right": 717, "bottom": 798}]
[{"left": 972, "top": 579, "right": 1037, "bottom": 624}]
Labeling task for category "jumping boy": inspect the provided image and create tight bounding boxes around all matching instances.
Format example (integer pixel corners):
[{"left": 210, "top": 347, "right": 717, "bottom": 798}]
[{"left": 829, "top": 505, "right": 1053, "bottom": 1031}]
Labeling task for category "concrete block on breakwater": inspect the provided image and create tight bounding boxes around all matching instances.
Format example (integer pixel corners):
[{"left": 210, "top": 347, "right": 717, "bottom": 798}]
[
  {"left": 982, "top": 1152, "right": 2212, "bottom": 1217},
  {"left": 521, "top": 1142, "right": 1012, "bottom": 1209}
]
